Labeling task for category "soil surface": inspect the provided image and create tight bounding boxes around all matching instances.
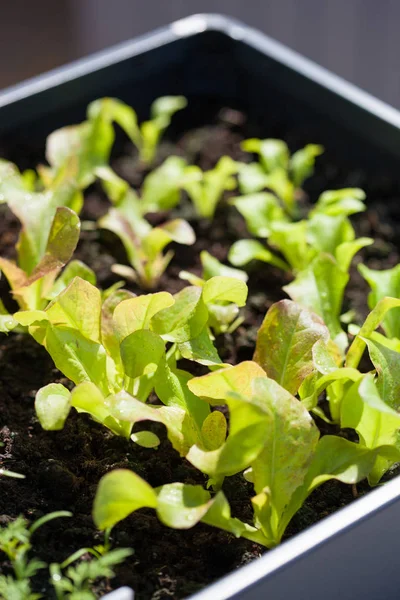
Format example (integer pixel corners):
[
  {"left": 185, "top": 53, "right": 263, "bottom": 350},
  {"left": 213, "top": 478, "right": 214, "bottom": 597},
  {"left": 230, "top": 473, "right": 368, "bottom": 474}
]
[{"left": 1, "top": 104, "right": 400, "bottom": 599}]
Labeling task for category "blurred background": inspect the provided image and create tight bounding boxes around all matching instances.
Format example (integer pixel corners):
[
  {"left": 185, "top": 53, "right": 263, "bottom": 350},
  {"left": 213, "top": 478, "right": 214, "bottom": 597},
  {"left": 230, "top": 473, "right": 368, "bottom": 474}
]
[{"left": 1, "top": 0, "right": 399, "bottom": 108}]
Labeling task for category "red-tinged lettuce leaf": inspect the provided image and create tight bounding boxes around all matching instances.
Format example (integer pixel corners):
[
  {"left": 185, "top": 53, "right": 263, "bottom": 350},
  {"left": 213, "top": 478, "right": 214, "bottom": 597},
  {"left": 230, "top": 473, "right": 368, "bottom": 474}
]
[
  {"left": 253, "top": 299, "right": 330, "bottom": 395},
  {"left": 187, "top": 361, "right": 267, "bottom": 405},
  {"left": 284, "top": 254, "right": 348, "bottom": 352}
]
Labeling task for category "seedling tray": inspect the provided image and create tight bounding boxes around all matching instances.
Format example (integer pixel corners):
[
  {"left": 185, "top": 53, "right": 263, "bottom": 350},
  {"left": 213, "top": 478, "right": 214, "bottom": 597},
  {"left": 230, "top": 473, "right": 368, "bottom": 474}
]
[{"left": 1, "top": 14, "right": 400, "bottom": 600}]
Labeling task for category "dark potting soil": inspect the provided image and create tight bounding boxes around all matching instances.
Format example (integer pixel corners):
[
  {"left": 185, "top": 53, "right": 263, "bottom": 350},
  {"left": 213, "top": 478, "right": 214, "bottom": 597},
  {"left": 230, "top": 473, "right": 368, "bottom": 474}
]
[{"left": 1, "top": 104, "right": 400, "bottom": 599}]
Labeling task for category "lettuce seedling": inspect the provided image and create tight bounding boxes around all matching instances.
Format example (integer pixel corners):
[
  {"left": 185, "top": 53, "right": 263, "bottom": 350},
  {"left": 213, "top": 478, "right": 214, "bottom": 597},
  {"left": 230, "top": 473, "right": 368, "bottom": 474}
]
[
  {"left": 15, "top": 276, "right": 245, "bottom": 447},
  {"left": 93, "top": 365, "right": 391, "bottom": 547},
  {"left": 239, "top": 139, "right": 323, "bottom": 217},
  {"left": 182, "top": 156, "right": 238, "bottom": 219},
  {"left": 46, "top": 97, "right": 187, "bottom": 185},
  {"left": 0, "top": 160, "right": 95, "bottom": 330},
  {"left": 229, "top": 189, "right": 371, "bottom": 281},
  {"left": 100, "top": 207, "right": 195, "bottom": 290},
  {"left": 358, "top": 263, "right": 400, "bottom": 339},
  {"left": 180, "top": 250, "right": 248, "bottom": 334}
]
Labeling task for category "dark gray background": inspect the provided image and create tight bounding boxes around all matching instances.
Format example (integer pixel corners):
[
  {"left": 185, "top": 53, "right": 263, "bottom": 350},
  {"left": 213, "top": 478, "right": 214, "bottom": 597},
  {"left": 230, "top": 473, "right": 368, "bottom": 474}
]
[{"left": 1, "top": 0, "right": 399, "bottom": 107}]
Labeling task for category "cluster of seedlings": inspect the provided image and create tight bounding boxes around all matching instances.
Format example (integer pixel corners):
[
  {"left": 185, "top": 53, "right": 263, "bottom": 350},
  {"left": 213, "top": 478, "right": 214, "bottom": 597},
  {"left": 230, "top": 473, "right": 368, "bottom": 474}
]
[{"left": 2, "top": 96, "right": 400, "bottom": 597}]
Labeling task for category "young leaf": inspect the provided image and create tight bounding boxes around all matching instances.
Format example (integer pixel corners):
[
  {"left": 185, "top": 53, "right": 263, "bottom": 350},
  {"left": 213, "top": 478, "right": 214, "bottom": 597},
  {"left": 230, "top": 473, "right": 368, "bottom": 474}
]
[
  {"left": 230, "top": 192, "right": 288, "bottom": 237},
  {"left": 340, "top": 375, "right": 400, "bottom": 484},
  {"left": 131, "top": 431, "right": 160, "bottom": 448},
  {"left": 253, "top": 300, "right": 330, "bottom": 394},
  {"left": 202, "top": 276, "right": 247, "bottom": 307},
  {"left": 45, "top": 277, "right": 102, "bottom": 343},
  {"left": 155, "top": 359, "right": 210, "bottom": 431},
  {"left": 107, "top": 390, "right": 195, "bottom": 455},
  {"left": 183, "top": 156, "right": 238, "bottom": 219},
  {"left": 112, "top": 292, "right": 174, "bottom": 342},
  {"left": 249, "top": 377, "right": 319, "bottom": 535},
  {"left": 311, "top": 188, "right": 366, "bottom": 217},
  {"left": 151, "top": 286, "right": 208, "bottom": 343},
  {"left": 35, "top": 383, "right": 71, "bottom": 430},
  {"left": 365, "top": 338, "right": 400, "bottom": 410},
  {"left": 141, "top": 156, "right": 187, "bottom": 213},
  {"left": 120, "top": 330, "right": 165, "bottom": 379},
  {"left": 201, "top": 411, "right": 227, "bottom": 450},
  {"left": 242, "top": 138, "right": 289, "bottom": 173},
  {"left": 200, "top": 251, "right": 248, "bottom": 282},
  {"left": 186, "top": 390, "right": 271, "bottom": 479},
  {"left": 228, "top": 239, "right": 290, "bottom": 271},
  {"left": 359, "top": 264, "right": 400, "bottom": 338},
  {"left": 284, "top": 254, "right": 348, "bottom": 351},
  {"left": 290, "top": 144, "right": 324, "bottom": 187},
  {"left": 93, "top": 469, "right": 158, "bottom": 530},
  {"left": 280, "top": 435, "right": 393, "bottom": 537},
  {"left": 346, "top": 297, "right": 400, "bottom": 368},
  {"left": 188, "top": 361, "right": 267, "bottom": 404}
]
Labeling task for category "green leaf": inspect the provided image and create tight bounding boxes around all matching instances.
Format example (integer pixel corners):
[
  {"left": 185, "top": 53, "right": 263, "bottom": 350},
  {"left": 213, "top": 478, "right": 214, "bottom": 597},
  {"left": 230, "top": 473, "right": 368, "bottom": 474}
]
[
  {"left": 154, "top": 483, "right": 269, "bottom": 545},
  {"left": 365, "top": 338, "right": 400, "bottom": 410},
  {"left": 200, "top": 251, "right": 248, "bottom": 282},
  {"left": 151, "top": 96, "right": 187, "bottom": 120},
  {"left": 188, "top": 361, "right": 267, "bottom": 405},
  {"left": 238, "top": 162, "right": 269, "bottom": 194},
  {"left": 183, "top": 156, "right": 238, "bottom": 219},
  {"left": 155, "top": 360, "right": 209, "bottom": 431},
  {"left": 100, "top": 289, "right": 136, "bottom": 364},
  {"left": 46, "top": 277, "right": 101, "bottom": 343},
  {"left": 120, "top": 329, "right": 165, "bottom": 379},
  {"left": 249, "top": 378, "right": 319, "bottom": 534},
  {"left": 143, "top": 219, "right": 195, "bottom": 259},
  {"left": 35, "top": 383, "right": 71, "bottom": 430},
  {"left": 335, "top": 237, "right": 373, "bottom": 272},
  {"left": 47, "top": 260, "right": 96, "bottom": 301},
  {"left": 228, "top": 240, "right": 290, "bottom": 271},
  {"left": 311, "top": 188, "right": 366, "bottom": 217},
  {"left": 284, "top": 254, "right": 348, "bottom": 350},
  {"left": 200, "top": 411, "right": 227, "bottom": 450},
  {"left": 359, "top": 264, "right": 400, "bottom": 338},
  {"left": 107, "top": 390, "right": 195, "bottom": 455},
  {"left": 141, "top": 156, "right": 187, "bottom": 212},
  {"left": 41, "top": 325, "right": 109, "bottom": 394},
  {"left": 340, "top": 375, "right": 400, "bottom": 484},
  {"left": 202, "top": 276, "right": 247, "bottom": 307},
  {"left": 346, "top": 297, "right": 400, "bottom": 368},
  {"left": 269, "top": 221, "right": 315, "bottom": 272},
  {"left": 186, "top": 392, "right": 270, "bottom": 479},
  {"left": 131, "top": 431, "right": 160, "bottom": 448},
  {"left": 242, "top": 138, "right": 289, "bottom": 173},
  {"left": 253, "top": 300, "right": 329, "bottom": 394},
  {"left": 281, "top": 435, "right": 391, "bottom": 537},
  {"left": 178, "top": 328, "right": 222, "bottom": 366},
  {"left": 151, "top": 286, "right": 208, "bottom": 343},
  {"left": 112, "top": 292, "right": 174, "bottom": 341},
  {"left": 290, "top": 144, "right": 323, "bottom": 187},
  {"left": 93, "top": 469, "right": 157, "bottom": 530},
  {"left": 230, "top": 192, "right": 288, "bottom": 237},
  {"left": 70, "top": 382, "right": 111, "bottom": 424},
  {"left": 156, "top": 483, "right": 211, "bottom": 529}
]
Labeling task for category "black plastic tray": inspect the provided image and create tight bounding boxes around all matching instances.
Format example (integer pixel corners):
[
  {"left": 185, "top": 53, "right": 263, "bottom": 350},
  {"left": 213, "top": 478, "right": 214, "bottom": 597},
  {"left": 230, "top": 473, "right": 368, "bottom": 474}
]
[{"left": 1, "top": 14, "right": 400, "bottom": 600}]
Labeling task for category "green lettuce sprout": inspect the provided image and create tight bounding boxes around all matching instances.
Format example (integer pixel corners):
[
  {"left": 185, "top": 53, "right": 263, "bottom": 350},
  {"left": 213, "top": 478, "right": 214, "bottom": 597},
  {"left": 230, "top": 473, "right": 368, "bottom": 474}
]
[
  {"left": 14, "top": 276, "right": 246, "bottom": 444},
  {"left": 182, "top": 156, "right": 238, "bottom": 219},
  {"left": 239, "top": 138, "right": 323, "bottom": 217}
]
